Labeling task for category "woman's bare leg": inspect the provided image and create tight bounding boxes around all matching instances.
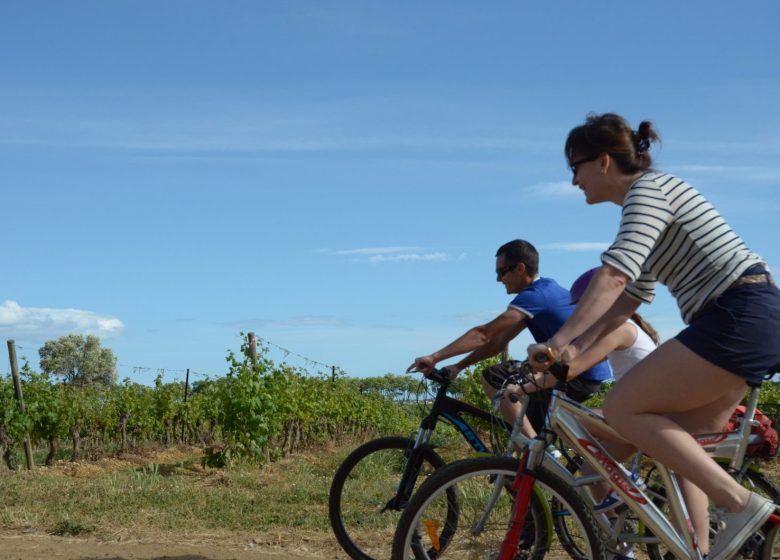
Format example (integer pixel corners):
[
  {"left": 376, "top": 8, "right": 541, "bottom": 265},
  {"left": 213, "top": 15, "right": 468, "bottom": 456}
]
[
  {"left": 482, "top": 378, "right": 538, "bottom": 438},
  {"left": 603, "top": 339, "right": 749, "bottom": 513},
  {"left": 663, "top": 393, "right": 743, "bottom": 554}
]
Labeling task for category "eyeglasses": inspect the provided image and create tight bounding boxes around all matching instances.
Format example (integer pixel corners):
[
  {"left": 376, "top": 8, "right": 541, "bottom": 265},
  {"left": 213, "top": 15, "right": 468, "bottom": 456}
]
[
  {"left": 569, "top": 155, "right": 598, "bottom": 177},
  {"left": 496, "top": 263, "right": 518, "bottom": 278}
]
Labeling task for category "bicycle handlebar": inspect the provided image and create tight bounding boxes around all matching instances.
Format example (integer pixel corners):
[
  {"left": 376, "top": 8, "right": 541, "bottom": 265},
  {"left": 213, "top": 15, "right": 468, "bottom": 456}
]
[
  {"left": 426, "top": 368, "right": 452, "bottom": 384},
  {"left": 533, "top": 351, "right": 552, "bottom": 365}
]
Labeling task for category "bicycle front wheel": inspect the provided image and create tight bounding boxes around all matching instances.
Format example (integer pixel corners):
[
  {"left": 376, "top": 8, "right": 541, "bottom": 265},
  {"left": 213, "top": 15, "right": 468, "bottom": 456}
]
[
  {"left": 329, "top": 436, "right": 448, "bottom": 560},
  {"left": 392, "top": 455, "right": 605, "bottom": 560}
]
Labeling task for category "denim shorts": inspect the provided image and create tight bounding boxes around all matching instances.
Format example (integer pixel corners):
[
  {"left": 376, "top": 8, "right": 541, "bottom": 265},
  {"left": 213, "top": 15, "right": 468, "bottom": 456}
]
[{"left": 676, "top": 268, "right": 780, "bottom": 386}]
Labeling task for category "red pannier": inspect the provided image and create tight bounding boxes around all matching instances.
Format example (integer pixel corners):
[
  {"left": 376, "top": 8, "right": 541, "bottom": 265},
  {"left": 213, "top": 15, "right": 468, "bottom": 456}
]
[{"left": 722, "top": 405, "right": 779, "bottom": 459}]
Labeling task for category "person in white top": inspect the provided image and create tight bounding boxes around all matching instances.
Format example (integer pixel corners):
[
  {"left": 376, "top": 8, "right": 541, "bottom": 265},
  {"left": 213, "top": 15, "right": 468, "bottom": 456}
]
[
  {"left": 513, "top": 267, "right": 658, "bottom": 399},
  {"left": 569, "top": 267, "right": 658, "bottom": 381},
  {"left": 566, "top": 267, "right": 659, "bottom": 519},
  {"left": 529, "top": 112, "right": 780, "bottom": 558}
]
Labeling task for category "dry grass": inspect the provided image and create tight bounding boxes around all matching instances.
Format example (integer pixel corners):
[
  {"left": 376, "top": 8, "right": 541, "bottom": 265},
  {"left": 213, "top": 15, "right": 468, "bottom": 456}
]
[{"left": 1, "top": 440, "right": 779, "bottom": 559}]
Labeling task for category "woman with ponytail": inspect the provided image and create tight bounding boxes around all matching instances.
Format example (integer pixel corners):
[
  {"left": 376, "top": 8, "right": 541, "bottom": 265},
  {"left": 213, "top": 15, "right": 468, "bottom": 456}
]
[{"left": 529, "top": 113, "right": 780, "bottom": 557}]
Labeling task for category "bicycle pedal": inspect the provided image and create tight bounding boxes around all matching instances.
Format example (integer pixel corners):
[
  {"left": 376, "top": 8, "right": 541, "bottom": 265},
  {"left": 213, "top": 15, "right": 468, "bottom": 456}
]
[{"left": 739, "top": 530, "right": 765, "bottom": 554}]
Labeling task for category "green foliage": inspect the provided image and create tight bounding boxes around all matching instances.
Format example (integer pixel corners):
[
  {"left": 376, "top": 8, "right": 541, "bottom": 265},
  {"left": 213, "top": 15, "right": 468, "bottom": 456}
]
[
  {"left": 359, "top": 374, "right": 421, "bottom": 402},
  {"left": 458, "top": 355, "right": 504, "bottom": 411},
  {"left": 0, "top": 336, "right": 432, "bottom": 468},
  {"left": 39, "top": 334, "right": 118, "bottom": 386},
  {"left": 0, "top": 374, "right": 30, "bottom": 445}
]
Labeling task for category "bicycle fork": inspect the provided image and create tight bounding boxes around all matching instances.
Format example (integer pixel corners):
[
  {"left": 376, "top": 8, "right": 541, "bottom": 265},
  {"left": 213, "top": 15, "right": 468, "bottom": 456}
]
[
  {"left": 497, "top": 436, "right": 548, "bottom": 560},
  {"left": 385, "top": 427, "right": 435, "bottom": 511}
]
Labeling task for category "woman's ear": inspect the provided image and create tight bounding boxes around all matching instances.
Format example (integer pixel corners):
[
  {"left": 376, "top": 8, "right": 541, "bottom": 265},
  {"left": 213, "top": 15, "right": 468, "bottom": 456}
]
[{"left": 599, "top": 152, "right": 610, "bottom": 174}]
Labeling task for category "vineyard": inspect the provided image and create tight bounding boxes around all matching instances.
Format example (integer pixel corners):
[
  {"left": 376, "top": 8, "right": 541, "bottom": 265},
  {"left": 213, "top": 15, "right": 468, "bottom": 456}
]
[
  {"left": 3, "top": 337, "right": 780, "bottom": 474},
  {"left": 0, "top": 340, "right": 436, "bottom": 471}
]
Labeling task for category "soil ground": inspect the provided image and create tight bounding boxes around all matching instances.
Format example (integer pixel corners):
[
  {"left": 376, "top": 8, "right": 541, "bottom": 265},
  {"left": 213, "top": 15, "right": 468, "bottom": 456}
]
[{"left": 0, "top": 526, "right": 348, "bottom": 559}]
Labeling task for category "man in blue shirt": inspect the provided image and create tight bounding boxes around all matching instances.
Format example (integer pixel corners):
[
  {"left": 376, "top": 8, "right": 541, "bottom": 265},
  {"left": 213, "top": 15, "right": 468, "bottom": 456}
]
[{"left": 408, "top": 239, "right": 611, "bottom": 434}]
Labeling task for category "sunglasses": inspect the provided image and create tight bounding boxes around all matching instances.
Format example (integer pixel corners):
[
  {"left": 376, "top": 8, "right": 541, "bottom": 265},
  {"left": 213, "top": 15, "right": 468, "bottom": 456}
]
[
  {"left": 496, "top": 263, "right": 518, "bottom": 278},
  {"left": 569, "top": 155, "right": 598, "bottom": 177}
]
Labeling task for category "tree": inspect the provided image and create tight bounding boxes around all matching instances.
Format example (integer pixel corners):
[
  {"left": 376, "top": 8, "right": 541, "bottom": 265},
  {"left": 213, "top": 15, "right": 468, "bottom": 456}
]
[{"left": 39, "top": 334, "right": 118, "bottom": 386}]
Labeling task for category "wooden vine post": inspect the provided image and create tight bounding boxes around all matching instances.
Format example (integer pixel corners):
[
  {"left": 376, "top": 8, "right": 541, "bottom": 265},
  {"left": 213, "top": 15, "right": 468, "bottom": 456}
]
[
  {"left": 7, "top": 340, "right": 34, "bottom": 470},
  {"left": 248, "top": 332, "right": 257, "bottom": 367},
  {"left": 181, "top": 368, "right": 190, "bottom": 442}
]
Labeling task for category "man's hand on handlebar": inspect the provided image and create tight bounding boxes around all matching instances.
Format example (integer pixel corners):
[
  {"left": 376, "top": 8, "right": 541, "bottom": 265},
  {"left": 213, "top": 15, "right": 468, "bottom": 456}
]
[
  {"left": 526, "top": 343, "right": 572, "bottom": 383},
  {"left": 527, "top": 342, "right": 579, "bottom": 370},
  {"left": 407, "top": 355, "right": 437, "bottom": 375},
  {"left": 407, "top": 357, "right": 461, "bottom": 381}
]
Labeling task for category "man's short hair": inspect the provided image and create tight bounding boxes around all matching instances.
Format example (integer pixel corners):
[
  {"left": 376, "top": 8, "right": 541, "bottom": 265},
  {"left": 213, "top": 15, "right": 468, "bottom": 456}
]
[{"left": 495, "top": 239, "right": 539, "bottom": 277}]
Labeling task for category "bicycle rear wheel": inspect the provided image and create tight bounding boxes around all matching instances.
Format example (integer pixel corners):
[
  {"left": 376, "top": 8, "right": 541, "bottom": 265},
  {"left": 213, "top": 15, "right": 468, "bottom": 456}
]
[
  {"left": 329, "top": 436, "right": 449, "bottom": 560},
  {"left": 643, "top": 467, "right": 780, "bottom": 560}
]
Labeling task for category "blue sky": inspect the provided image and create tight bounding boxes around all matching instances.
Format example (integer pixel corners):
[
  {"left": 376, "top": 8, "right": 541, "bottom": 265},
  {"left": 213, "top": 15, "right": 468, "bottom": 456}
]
[{"left": 2, "top": 1, "right": 779, "bottom": 384}]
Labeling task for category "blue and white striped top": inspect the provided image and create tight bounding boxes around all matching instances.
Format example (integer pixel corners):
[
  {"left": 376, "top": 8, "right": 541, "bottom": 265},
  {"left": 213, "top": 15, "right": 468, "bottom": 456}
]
[{"left": 601, "top": 171, "right": 765, "bottom": 324}]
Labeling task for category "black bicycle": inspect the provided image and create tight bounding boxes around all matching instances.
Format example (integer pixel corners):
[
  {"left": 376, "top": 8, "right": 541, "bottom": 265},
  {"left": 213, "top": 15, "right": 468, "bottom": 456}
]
[{"left": 328, "top": 368, "right": 549, "bottom": 560}]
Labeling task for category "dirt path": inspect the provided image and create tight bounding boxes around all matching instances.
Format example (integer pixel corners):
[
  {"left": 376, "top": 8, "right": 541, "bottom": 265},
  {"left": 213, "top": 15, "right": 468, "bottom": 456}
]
[{"left": 0, "top": 530, "right": 338, "bottom": 560}]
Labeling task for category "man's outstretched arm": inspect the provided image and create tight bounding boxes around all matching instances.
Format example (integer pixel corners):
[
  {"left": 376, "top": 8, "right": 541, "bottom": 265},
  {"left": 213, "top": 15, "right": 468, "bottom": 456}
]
[{"left": 407, "top": 308, "right": 525, "bottom": 376}]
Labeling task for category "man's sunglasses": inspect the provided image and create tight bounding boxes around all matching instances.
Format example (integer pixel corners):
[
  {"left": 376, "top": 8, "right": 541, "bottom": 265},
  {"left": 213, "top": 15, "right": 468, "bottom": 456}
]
[{"left": 496, "top": 263, "right": 518, "bottom": 278}]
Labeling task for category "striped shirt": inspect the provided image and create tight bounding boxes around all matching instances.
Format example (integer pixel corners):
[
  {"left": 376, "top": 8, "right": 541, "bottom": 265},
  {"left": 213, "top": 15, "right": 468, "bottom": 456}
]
[{"left": 601, "top": 171, "right": 765, "bottom": 324}]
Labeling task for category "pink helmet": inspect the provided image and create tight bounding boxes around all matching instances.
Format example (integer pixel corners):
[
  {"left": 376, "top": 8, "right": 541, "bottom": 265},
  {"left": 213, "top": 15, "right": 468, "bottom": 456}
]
[{"left": 570, "top": 267, "right": 599, "bottom": 304}]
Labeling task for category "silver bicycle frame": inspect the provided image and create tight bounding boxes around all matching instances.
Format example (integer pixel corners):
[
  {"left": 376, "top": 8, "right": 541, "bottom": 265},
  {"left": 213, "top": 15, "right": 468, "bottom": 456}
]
[
  {"left": 512, "top": 384, "right": 764, "bottom": 560},
  {"left": 467, "top": 381, "right": 764, "bottom": 558},
  {"left": 543, "top": 392, "right": 698, "bottom": 559}
]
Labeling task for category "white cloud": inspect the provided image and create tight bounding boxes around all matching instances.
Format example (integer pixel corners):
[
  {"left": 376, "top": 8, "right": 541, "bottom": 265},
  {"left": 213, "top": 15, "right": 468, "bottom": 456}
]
[
  {"left": 0, "top": 300, "right": 124, "bottom": 339},
  {"left": 325, "top": 246, "right": 465, "bottom": 263},
  {"left": 332, "top": 246, "right": 423, "bottom": 256},
  {"left": 221, "top": 315, "right": 347, "bottom": 330},
  {"left": 368, "top": 252, "right": 450, "bottom": 263},
  {"left": 541, "top": 242, "right": 610, "bottom": 252},
  {"left": 668, "top": 163, "right": 780, "bottom": 183},
  {"left": 522, "top": 181, "right": 578, "bottom": 198},
  {"left": 258, "top": 316, "right": 346, "bottom": 328}
]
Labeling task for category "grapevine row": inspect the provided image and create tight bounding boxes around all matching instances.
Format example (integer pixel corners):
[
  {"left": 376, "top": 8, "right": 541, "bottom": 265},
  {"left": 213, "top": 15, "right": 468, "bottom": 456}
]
[{"left": 0, "top": 344, "right": 423, "bottom": 469}]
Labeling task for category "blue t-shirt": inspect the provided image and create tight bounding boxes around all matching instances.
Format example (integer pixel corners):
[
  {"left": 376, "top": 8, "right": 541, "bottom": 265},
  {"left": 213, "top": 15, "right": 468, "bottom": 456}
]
[{"left": 508, "top": 277, "right": 612, "bottom": 382}]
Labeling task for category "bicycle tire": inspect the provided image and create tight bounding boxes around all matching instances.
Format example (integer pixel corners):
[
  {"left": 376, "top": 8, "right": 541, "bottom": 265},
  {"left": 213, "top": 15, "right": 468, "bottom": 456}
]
[
  {"left": 329, "top": 436, "right": 449, "bottom": 560},
  {"left": 644, "top": 467, "right": 780, "bottom": 560},
  {"left": 758, "top": 489, "right": 780, "bottom": 560},
  {"left": 392, "top": 455, "right": 605, "bottom": 560}
]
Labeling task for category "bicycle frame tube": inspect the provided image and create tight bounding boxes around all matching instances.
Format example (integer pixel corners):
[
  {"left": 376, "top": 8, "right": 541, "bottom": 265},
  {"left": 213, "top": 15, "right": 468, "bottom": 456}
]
[
  {"left": 549, "top": 393, "right": 701, "bottom": 560},
  {"left": 437, "top": 395, "right": 513, "bottom": 454},
  {"left": 695, "top": 385, "right": 761, "bottom": 470},
  {"left": 394, "top": 380, "right": 513, "bottom": 504}
]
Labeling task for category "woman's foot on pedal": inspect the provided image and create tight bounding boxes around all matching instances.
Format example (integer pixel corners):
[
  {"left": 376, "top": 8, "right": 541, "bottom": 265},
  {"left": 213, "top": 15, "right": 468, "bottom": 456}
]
[
  {"left": 594, "top": 490, "right": 623, "bottom": 513},
  {"left": 710, "top": 493, "right": 775, "bottom": 560}
]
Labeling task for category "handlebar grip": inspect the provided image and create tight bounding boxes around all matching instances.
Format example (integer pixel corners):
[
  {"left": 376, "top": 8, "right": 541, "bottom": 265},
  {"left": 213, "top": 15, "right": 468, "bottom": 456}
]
[
  {"left": 533, "top": 351, "right": 552, "bottom": 364},
  {"left": 427, "top": 368, "right": 450, "bottom": 383}
]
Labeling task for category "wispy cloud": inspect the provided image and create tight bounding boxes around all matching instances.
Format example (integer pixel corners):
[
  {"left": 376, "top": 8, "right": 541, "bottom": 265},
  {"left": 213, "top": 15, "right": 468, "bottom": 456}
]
[
  {"left": 522, "top": 181, "right": 578, "bottom": 199},
  {"left": 222, "top": 315, "right": 347, "bottom": 330},
  {"left": 672, "top": 140, "right": 780, "bottom": 157},
  {"left": 452, "top": 310, "right": 503, "bottom": 324},
  {"left": 540, "top": 242, "right": 610, "bottom": 252},
  {"left": 0, "top": 300, "right": 124, "bottom": 339},
  {"left": 668, "top": 163, "right": 780, "bottom": 183},
  {"left": 0, "top": 112, "right": 558, "bottom": 157},
  {"left": 262, "top": 316, "right": 346, "bottom": 328},
  {"left": 323, "top": 246, "right": 466, "bottom": 263},
  {"left": 331, "top": 246, "right": 423, "bottom": 256},
  {"left": 368, "top": 252, "right": 453, "bottom": 263}
]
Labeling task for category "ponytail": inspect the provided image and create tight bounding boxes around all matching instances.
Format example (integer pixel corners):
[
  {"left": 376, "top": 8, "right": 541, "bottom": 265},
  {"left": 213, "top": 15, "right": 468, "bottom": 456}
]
[{"left": 631, "top": 312, "right": 660, "bottom": 345}]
